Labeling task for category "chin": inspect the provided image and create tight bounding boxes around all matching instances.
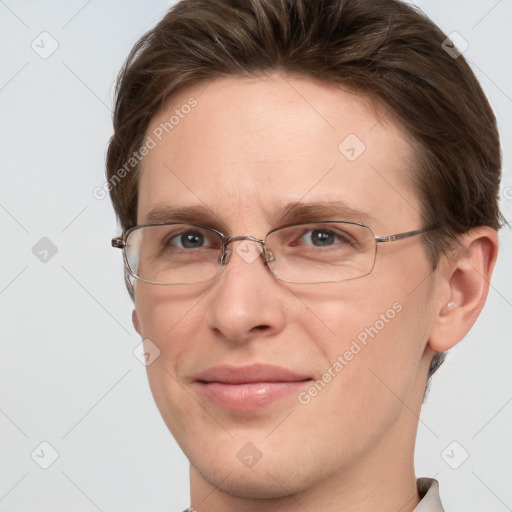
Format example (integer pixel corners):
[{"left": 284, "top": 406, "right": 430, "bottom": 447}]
[{"left": 194, "top": 458, "right": 310, "bottom": 500}]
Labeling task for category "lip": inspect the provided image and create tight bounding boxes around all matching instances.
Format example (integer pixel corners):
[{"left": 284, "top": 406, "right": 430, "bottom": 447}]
[{"left": 194, "top": 363, "right": 312, "bottom": 410}]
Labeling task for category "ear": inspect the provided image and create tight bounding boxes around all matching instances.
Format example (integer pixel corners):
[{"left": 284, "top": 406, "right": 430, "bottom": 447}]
[
  {"left": 132, "top": 309, "right": 142, "bottom": 336},
  {"left": 429, "top": 227, "right": 499, "bottom": 352}
]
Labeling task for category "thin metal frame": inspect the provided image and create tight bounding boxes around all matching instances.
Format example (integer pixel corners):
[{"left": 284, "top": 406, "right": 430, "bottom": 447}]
[{"left": 111, "top": 221, "right": 438, "bottom": 285}]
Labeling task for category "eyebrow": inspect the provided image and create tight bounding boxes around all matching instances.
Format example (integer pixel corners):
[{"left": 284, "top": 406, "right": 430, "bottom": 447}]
[
  {"left": 142, "top": 200, "right": 374, "bottom": 230},
  {"left": 274, "top": 201, "right": 374, "bottom": 226},
  {"left": 143, "top": 204, "right": 222, "bottom": 226}
]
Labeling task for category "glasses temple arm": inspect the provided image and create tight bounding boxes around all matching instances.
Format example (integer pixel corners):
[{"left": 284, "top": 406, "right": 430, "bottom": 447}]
[
  {"left": 111, "top": 237, "right": 126, "bottom": 249},
  {"left": 375, "top": 226, "right": 439, "bottom": 244}
]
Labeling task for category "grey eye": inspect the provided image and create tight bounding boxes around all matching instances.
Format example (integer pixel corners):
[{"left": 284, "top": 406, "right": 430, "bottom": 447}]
[
  {"left": 309, "top": 229, "right": 336, "bottom": 246},
  {"left": 178, "top": 231, "right": 205, "bottom": 249}
]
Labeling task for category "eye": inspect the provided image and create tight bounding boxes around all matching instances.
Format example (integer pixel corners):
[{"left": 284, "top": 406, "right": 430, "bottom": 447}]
[
  {"left": 298, "top": 228, "right": 354, "bottom": 248},
  {"left": 160, "top": 227, "right": 219, "bottom": 250},
  {"left": 173, "top": 230, "right": 205, "bottom": 249},
  {"left": 305, "top": 229, "right": 336, "bottom": 247}
]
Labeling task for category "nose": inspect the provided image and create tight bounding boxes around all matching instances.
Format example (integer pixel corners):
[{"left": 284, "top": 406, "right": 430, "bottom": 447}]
[{"left": 206, "top": 239, "right": 287, "bottom": 344}]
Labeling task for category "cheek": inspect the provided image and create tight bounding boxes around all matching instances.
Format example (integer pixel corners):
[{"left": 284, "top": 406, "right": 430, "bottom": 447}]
[
  {"left": 134, "top": 286, "right": 213, "bottom": 439},
  {"left": 134, "top": 282, "right": 211, "bottom": 341},
  {"left": 133, "top": 284, "right": 211, "bottom": 395},
  {"left": 292, "top": 277, "right": 405, "bottom": 352},
  {"left": 298, "top": 275, "right": 431, "bottom": 404},
  {"left": 294, "top": 298, "right": 429, "bottom": 458}
]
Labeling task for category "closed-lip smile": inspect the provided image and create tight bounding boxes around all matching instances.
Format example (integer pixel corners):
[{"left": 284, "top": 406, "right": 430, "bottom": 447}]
[{"left": 194, "top": 363, "right": 313, "bottom": 410}]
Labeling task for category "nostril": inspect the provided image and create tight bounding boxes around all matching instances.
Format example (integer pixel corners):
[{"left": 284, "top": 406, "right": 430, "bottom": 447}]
[{"left": 252, "top": 324, "right": 270, "bottom": 331}]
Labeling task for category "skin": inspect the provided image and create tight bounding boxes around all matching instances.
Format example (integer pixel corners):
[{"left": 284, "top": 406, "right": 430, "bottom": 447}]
[{"left": 131, "top": 74, "right": 498, "bottom": 511}]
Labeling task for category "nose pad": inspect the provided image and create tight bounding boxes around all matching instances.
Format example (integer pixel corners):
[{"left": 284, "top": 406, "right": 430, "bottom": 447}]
[
  {"left": 264, "top": 248, "right": 275, "bottom": 263},
  {"left": 218, "top": 249, "right": 231, "bottom": 266}
]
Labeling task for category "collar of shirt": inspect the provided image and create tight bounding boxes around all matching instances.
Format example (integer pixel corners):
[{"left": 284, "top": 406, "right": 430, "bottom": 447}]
[
  {"left": 413, "top": 478, "right": 445, "bottom": 511},
  {"left": 183, "top": 477, "right": 445, "bottom": 512}
]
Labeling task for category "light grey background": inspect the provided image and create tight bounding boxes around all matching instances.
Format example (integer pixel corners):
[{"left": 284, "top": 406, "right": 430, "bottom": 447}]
[{"left": 1, "top": 1, "right": 511, "bottom": 511}]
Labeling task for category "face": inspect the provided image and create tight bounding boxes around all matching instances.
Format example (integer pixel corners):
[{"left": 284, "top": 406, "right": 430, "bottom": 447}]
[{"left": 132, "top": 75, "right": 441, "bottom": 502}]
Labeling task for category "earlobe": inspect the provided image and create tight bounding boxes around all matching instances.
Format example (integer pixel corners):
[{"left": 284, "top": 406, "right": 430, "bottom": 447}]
[
  {"left": 428, "top": 227, "right": 498, "bottom": 353},
  {"left": 132, "top": 309, "right": 142, "bottom": 336}
]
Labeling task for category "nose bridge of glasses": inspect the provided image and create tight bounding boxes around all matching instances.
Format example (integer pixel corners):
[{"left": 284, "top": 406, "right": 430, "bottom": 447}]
[{"left": 219, "top": 235, "right": 266, "bottom": 265}]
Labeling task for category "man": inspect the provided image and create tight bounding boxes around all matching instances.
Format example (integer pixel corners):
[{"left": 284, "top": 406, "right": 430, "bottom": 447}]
[{"left": 106, "top": 0, "right": 502, "bottom": 510}]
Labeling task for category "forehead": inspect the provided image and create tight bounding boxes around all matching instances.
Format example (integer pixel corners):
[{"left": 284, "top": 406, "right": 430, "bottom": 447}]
[{"left": 138, "top": 74, "right": 420, "bottom": 233}]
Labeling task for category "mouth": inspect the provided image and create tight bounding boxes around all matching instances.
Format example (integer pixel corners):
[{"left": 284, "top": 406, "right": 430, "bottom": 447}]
[{"left": 194, "top": 363, "right": 313, "bottom": 411}]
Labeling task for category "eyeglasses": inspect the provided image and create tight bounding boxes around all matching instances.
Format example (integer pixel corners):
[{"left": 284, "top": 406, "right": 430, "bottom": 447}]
[{"left": 111, "top": 221, "right": 438, "bottom": 285}]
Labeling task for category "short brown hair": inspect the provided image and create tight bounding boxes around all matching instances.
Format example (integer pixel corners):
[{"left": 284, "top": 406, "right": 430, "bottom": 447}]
[{"left": 106, "top": 0, "right": 503, "bottom": 376}]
